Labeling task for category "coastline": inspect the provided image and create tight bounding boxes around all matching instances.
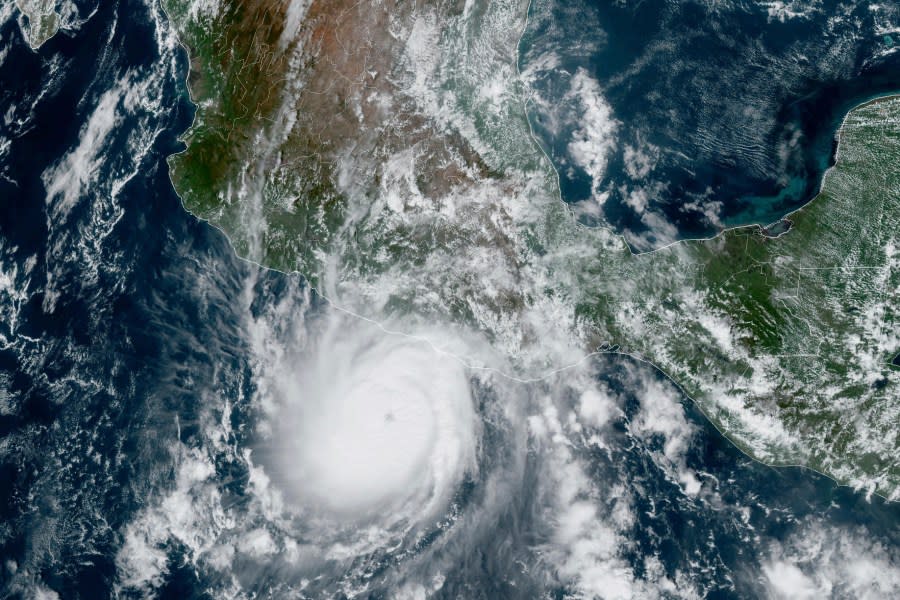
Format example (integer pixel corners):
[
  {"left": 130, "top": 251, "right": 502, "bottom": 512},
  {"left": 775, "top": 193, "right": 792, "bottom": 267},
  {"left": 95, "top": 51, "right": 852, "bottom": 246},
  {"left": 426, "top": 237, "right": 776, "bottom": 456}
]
[
  {"left": 161, "top": 0, "right": 900, "bottom": 503},
  {"left": 13, "top": 0, "right": 61, "bottom": 50},
  {"left": 516, "top": 0, "right": 900, "bottom": 256}
]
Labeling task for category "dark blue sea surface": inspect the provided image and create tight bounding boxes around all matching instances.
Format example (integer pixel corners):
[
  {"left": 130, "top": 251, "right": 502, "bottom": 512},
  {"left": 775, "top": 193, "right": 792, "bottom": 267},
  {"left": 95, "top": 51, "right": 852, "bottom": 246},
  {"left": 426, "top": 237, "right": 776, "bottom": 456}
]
[
  {"left": 0, "top": 1, "right": 897, "bottom": 597},
  {"left": 520, "top": 0, "right": 900, "bottom": 248}
]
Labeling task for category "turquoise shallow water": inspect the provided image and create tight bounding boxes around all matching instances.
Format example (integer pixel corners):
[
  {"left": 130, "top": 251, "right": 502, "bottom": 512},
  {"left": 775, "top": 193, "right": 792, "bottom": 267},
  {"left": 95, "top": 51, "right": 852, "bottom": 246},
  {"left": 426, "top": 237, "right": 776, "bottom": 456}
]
[
  {"left": 0, "top": 1, "right": 897, "bottom": 597},
  {"left": 520, "top": 0, "right": 900, "bottom": 248}
]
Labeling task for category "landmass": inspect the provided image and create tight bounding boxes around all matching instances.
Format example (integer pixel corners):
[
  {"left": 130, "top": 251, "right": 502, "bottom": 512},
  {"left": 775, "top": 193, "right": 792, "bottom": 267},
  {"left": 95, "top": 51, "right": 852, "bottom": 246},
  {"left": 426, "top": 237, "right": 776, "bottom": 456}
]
[
  {"left": 14, "top": 0, "right": 60, "bottom": 49},
  {"left": 163, "top": 0, "right": 899, "bottom": 499}
]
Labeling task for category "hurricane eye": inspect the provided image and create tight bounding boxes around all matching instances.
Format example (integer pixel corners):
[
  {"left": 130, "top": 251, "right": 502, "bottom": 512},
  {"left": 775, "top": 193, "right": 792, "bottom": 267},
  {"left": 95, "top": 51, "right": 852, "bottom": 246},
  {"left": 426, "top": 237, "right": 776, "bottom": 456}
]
[{"left": 261, "top": 315, "right": 478, "bottom": 521}]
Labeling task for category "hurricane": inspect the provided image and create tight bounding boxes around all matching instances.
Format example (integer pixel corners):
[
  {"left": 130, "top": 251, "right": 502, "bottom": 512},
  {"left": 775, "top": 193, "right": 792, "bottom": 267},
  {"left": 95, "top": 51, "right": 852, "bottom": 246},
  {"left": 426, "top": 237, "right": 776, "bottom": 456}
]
[
  {"left": 2, "top": 0, "right": 900, "bottom": 598},
  {"left": 255, "top": 309, "right": 479, "bottom": 524}
]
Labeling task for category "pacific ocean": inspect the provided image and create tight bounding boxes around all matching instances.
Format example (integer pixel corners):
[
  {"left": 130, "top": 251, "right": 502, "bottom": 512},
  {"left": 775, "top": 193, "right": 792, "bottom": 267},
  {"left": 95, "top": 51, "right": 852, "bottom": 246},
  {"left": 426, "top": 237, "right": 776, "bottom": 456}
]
[{"left": 0, "top": 0, "right": 898, "bottom": 597}]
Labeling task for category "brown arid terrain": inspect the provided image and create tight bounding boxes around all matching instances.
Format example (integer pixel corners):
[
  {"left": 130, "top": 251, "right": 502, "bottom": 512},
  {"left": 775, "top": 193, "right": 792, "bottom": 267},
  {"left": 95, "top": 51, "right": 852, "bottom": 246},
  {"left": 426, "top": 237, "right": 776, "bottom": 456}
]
[
  {"left": 165, "top": 0, "right": 517, "bottom": 278},
  {"left": 163, "top": 0, "right": 900, "bottom": 501}
]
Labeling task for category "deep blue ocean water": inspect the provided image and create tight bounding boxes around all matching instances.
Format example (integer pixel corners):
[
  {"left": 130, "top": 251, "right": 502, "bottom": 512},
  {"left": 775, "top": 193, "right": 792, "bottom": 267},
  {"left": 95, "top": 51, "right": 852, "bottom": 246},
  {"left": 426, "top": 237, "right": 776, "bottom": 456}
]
[
  {"left": 521, "top": 0, "right": 900, "bottom": 248},
  {"left": 0, "top": 1, "right": 897, "bottom": 597}
]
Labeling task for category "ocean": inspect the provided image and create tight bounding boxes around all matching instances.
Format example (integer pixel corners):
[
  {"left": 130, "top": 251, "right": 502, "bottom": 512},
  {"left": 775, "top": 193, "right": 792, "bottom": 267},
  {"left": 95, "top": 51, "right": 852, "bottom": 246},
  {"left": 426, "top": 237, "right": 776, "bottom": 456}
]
[{"left": 0, "top": 0, "right": 897, "bottom": 597}]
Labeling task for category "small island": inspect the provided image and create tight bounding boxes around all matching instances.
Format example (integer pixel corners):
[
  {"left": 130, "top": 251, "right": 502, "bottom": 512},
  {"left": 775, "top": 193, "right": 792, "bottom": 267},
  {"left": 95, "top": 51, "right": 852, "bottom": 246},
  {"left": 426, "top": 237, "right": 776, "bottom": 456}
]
[{"left": 14, "top": 0, "right": 60, "bottom": 49}]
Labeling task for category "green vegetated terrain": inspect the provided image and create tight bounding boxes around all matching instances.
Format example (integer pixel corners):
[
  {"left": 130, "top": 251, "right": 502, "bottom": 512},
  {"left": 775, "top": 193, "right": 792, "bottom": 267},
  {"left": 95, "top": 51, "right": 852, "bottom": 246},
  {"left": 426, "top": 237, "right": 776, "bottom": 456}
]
[
  {"left": 164, "top": 0, "right": 899, "bottom": 498},
  {"left": 163, "top": 0, "right": 529, "bottom": 282},
  {"left": 590, "top": 98, "right": 899, "bottom": 493},
  {"left": 14, "top": 0, "right": 60, "bottom": 48},
  {"left": 163, "top": 0, "right": 347, "bottom": 275}
]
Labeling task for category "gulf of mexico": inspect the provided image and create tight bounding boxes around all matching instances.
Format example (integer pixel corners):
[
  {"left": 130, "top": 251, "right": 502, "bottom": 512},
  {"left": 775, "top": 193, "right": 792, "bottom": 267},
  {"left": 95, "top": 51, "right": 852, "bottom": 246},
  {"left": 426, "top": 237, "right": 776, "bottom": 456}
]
[{"left": 519, "top": 0, "right": 900, "bottom": 248}]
